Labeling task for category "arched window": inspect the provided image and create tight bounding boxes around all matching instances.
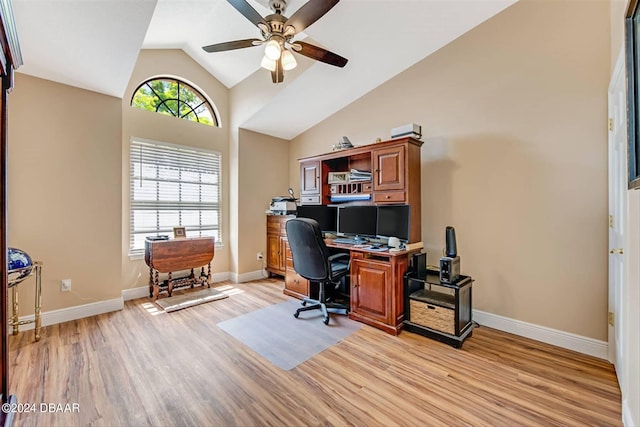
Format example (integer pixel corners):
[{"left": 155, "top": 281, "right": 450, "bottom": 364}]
[{"left": 131, "top": 77, "right": 219, "bottom": 127}]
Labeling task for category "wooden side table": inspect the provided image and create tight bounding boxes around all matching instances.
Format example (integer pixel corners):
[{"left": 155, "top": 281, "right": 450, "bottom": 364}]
[{"left": 8, "top": 261, "right": 43, "bottom": 341}]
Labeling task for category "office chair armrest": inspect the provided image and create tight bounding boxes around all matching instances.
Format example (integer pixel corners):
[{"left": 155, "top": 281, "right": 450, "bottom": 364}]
[
  {"left": 328, "top": 253, "right": 350, "bottom": 263},
  {"left": 328, "top": 253, "right": 351, "bottom": 277}
]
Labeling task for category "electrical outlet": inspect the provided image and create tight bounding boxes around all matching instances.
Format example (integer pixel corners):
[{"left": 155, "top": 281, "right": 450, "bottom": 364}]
[
  {"left": 257, "top": 252, "right": 264, "bottom": 260},
  {"left": 61, "top": 279, "right": 71, "bottom": 292}
]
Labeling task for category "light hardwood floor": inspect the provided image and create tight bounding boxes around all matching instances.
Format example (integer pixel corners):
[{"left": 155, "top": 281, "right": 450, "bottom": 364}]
[{"left": 8, "top": 279, "right": 621, "bottom": 426}]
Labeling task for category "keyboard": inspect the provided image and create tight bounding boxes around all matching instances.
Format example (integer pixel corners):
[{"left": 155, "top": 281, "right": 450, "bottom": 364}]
[{"left": 333, "top": 237, "right": 365, "bottom": 245}]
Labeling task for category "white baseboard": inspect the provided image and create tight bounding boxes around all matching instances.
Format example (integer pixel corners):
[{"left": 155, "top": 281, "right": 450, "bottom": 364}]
[
  {"left": 473, "top": 309, "right": 608, "bottom": 359},
  {"left": 233, "top": 269, "right": 268, "bottom": 283},
  {"left": 122, "top": 272, "right": 232, "bottom": 301},
  {"left": 622, "top": 397, "right": 636, "bottom": 427},
  {"left": 13, "top": 297, "right": 124, "bottom": 331}
]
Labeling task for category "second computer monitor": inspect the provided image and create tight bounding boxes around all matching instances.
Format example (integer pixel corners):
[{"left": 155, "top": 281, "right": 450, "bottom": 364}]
[
  {"left": 376, "top": 205, "right": 411, "bottom": 242},
  {"left": 336, "top": 205, "right": 378, "bottom": 238}
]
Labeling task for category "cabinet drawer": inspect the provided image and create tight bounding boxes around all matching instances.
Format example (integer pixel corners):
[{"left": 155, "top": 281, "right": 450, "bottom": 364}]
[
  {"left": 373, "top": 191, "right": 405, "bottom": 203},
  {"left": 285, "top": 269, "right": 308, "bottom": 295},
  {"left": 267, "top": 215, "right": 284, "bottom": 233},
  {"left": 300, "top": 195, "right": 321, "bottom": 205},
  {"left": 285, "top": 256, "right": 294, "bottom": 269},
  {"left": 409, "top": 299, "right": 454, "bottom": 335}
]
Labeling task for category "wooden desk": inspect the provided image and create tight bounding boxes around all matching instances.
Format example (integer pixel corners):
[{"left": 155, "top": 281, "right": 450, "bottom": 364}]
[
  {"left": 325, "top": 240, "right": 418, "bottom": 335},
  {"left": 144, "top": 237, "right": 215, "bottom": 301}
]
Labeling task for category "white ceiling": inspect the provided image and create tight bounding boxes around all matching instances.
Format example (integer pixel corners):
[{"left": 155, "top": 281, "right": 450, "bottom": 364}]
[{"left": 12, "top": 0, "right": 516, "bottom": 140}]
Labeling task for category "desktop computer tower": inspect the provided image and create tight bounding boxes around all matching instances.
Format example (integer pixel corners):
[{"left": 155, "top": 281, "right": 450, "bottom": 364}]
[{"left": 411, "top": 252, "right": 427, "bottom": 279}]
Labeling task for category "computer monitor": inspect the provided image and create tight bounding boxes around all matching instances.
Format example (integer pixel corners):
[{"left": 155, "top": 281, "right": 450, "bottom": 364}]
[
  {"left": 376, "top": 205, "right": 411, "bottom": 242},
  {"left": 296, "top": 205, "right": 337, "bottom": 233},
  {"left": 336, "top": 205, "right": 377, "bottom": 238}
]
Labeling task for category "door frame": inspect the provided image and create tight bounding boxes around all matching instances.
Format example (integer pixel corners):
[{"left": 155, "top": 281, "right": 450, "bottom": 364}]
[{"left": 607, "top": 48, "right": 627, "bottom": 384}]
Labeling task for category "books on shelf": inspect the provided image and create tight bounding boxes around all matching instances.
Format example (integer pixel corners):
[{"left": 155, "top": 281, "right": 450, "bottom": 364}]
[
  {"left": 349, "top": 168, "right": 371, "bottom": 182},
  {"left": 329, "top": 193, "right": 372, "bottom": 202}
]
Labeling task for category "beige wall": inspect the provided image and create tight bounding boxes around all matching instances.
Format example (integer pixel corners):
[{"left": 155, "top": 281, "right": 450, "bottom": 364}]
[
  {"left": 611, "top": 0, "right": 627, "bottom": 71},
  {"left": 8, "top": 74, "right": 122, "bottom": 312},
  {"left": 291, "top": 0, "right": 610, "bottom": 340},
  {"left": 121, "top": 50, "right": 231, "bottom": 289},
  {"left": 229, "top": 63, "right": 303, "bottom": 276},
  {"left": 237, "top": 129, "right": 289, "bottom": 274}
]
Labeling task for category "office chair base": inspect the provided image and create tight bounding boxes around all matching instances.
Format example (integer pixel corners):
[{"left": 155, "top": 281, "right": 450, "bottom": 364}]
[{"left": 293, "top": 297, "right": 349, "bottom": 325}]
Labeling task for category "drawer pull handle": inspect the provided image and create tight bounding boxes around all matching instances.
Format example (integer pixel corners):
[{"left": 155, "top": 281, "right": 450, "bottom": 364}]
[
  {"left": 427, "top": 305, "right": 436, "bottom": 310},
  {"left": 385, "top": 195, "right": 390, "bottom": 199}
]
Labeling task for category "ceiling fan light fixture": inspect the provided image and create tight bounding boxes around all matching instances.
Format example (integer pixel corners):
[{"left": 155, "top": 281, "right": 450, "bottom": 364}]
[
  {"left": 281, "top": 49, "right": 297, "bottom": 70},
  {"left": 260, "top": 55, "right": 277, "bottom": 71},
  {"left": 264, "top": 39, "right": 281, "bottom": 60}
]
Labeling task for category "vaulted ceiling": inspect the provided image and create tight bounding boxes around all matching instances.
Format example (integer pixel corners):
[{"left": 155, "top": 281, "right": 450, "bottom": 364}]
[{"left": 12, "top": 0, "right": 517, "bottom": 140}]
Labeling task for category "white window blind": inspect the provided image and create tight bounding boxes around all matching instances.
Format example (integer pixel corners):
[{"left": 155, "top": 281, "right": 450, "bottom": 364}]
[{"left": 129, "top": 139, "right": 221, "bottom": 255}]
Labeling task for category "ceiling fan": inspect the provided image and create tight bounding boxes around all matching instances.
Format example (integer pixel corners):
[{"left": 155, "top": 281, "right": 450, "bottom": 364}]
[{"left": 202, "top": 0, "right": 348, "bottom": 84}]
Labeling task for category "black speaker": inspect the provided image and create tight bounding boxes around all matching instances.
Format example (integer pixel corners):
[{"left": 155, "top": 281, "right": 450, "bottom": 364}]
[
  {"left": 412, "top": 252, "right": 427, "bottom": 278},
  {"left": 445, "top": 226, "right": 457, "bottom": 257}
]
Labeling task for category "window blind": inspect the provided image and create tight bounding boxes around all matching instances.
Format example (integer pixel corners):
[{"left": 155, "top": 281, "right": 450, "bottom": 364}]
[{"left": 129, "top": 139, "right": 221, "bottom": 255}]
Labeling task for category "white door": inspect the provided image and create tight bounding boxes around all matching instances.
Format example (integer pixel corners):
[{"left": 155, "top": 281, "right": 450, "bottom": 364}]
[{"left": 608, "top": 49, "right": 627, "bottom": 384}]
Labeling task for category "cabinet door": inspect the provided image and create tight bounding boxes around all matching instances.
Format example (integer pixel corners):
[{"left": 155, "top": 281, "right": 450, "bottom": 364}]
[
  {"left": 266, "top": 233, "right": 281, "bottom": 272},
  {"left": 300, "top": 160, "right": 321, "bottom": 195},
  {"left": 279, "top": 236, "right": 288, "bottom": 272},
  {"left": 351, "top": 258, "right": 391, "bottom": 324},
  {"left": 373, "top": 145, "right": 405, "bottom": 191}
]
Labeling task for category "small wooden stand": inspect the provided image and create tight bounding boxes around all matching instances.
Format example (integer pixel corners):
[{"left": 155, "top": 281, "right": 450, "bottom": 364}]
[{"left": 403, "top": 270, "right": 474, "bottom": 348}]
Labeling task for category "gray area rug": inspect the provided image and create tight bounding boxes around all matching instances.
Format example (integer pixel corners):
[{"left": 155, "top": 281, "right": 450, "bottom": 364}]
[
  {"left": 217, "top": 299, "right": 362, "bottom": 370},
  {"left": 155, "top": 287, "right": 228, "bottom": 312}
]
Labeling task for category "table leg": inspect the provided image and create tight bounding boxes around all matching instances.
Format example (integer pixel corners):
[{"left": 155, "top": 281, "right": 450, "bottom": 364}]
[
  {"left": 153, "top": 270, "right": 159, "bottom": 301},
  {"left": 167, "top": 272, "right": 173, "bottom": 297},
  {"left": 207, "top": 263, "right": 212, "bottom": 288},
  {"left": 148, "top": 266, "right": 154, "bottom": 298},
  {"left": 34, "top": 263, "right": 42, "bottom": 342},
  {"left": 11, "top": 286, "right": 18, "bottom": 336}
]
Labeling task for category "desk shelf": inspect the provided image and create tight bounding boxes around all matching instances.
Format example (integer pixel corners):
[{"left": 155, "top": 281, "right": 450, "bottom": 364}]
[{"left": 403, "top": 271, "right": 474, "bottom": 348}]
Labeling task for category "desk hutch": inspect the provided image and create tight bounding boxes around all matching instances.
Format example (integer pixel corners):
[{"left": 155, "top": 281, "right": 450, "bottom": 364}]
[{"left": 267, "top": 137, "right": 423, "bottom": 335}]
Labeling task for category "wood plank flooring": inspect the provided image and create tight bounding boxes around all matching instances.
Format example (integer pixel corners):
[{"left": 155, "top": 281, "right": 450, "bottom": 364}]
[{"left": 7, "top": 278, "right": 621, "bottom": 426}]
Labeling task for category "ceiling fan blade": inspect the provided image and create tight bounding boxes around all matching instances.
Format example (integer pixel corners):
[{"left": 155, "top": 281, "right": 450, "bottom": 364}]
[
  {"left": 202, "top": 39, "right": 262, "bottom": 53},
  {"left": 293, "top": 41, "right": 348, "bottom": 68},
  {"left": 227, "top": 0, "right": 268, "bottom": 28},
  {"left": 271, "top": 57, "right": 284, "bottom": 83},
  {"left": 285, "top": 0, "right": 339, "bottom": 33}
]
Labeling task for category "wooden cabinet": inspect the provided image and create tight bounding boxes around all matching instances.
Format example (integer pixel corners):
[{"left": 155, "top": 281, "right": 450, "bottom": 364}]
[
  {"left": 299, "top": 160, "right": 321, "bottom": 205},
  {"left": 347, "top": 250, "right": 411, "bottom": 335},
  {"left": 266, "top": 215, "right": 310, "bottom": 299},
  {"left": 350, "top": 258, "right": 391, "bottom": 324},
  {"left": 298, "top": 137, "right": 422, "bottom": 243},
  {"left": 373, "top": 145, "right": 405, "bottom": 192},
  {"left": 266, "top": 215, "right": 290, "bottom": 277}
]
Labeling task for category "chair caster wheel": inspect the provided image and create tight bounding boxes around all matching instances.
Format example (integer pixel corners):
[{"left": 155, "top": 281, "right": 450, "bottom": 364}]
[
  {"left": 294, "top": 311, "right": 300, "bottom": 319},
  {"left": 323, "top": 317, "right": 329, "bottom": 325},
  {"left": 301, "top": 301, "right": 307, "bottom": 306}
]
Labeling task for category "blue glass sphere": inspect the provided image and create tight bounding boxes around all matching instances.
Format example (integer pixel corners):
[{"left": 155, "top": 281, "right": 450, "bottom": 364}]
[{"left": 8, "top": 247, "right": 33, "bottom": 287}]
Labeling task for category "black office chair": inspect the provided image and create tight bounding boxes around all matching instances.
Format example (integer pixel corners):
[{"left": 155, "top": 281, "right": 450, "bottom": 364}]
[{"left": 285, "top": 218, "right": 350, "bottom": 325}]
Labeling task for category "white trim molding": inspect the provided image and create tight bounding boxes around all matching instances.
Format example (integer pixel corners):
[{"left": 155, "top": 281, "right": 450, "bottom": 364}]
[
  {"left": 14, "top": 297, "right": 124, "bottom": 331},
  {"left": 233, "top": 269, "right": 268, "bottom": 283},
  {"left": 473, "top": 309, "right": 608, "bottom": 359}
]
